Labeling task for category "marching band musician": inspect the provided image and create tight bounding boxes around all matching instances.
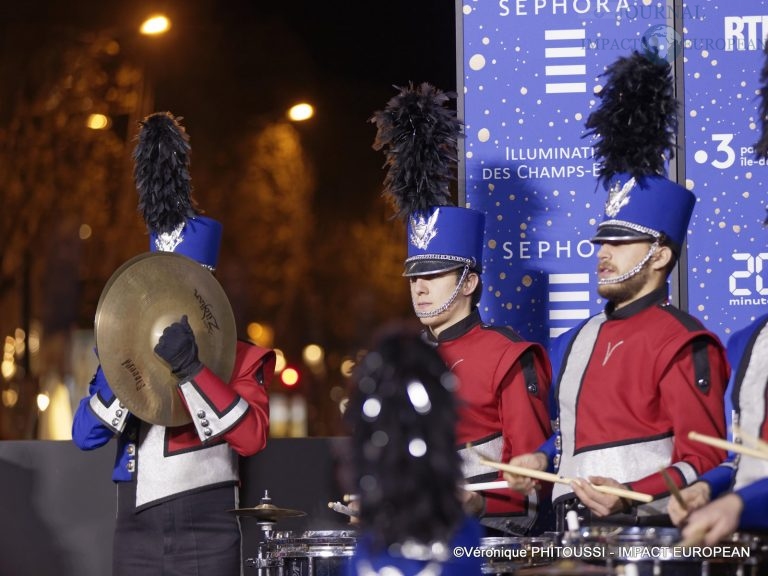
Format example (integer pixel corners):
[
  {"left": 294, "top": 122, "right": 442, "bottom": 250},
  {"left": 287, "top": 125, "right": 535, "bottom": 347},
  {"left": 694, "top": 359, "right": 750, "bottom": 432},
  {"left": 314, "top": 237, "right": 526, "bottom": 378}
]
[
  {"left": 345, "top": 324, "right": 484, "bottom": 575},
  {"left": 72, "top": 112, "right": 274, "bottom": 576},
  {"left": 504, "top": 51, "right": 729, "bottom": 527},
  {"left": 670, "top": 44, "right": 768, "bottom": 545},
  {"left": 370, "top": 83, "right": 553, "bottom": 535}
]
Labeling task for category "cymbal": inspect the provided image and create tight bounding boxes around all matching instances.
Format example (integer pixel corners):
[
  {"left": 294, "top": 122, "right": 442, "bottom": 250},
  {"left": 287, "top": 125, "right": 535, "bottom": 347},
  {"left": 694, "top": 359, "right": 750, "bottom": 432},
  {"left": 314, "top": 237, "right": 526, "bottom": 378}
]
[
  {"left": 95, "top": 252, "right": 236, "bottom": 427},
  {"left": 229, "top": 503, "right": 307, "bottom": 520}
]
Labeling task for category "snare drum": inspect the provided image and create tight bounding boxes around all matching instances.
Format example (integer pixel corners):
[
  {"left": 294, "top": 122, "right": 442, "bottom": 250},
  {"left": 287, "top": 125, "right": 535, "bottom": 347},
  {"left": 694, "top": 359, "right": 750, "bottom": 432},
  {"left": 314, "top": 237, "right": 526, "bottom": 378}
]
[
  {"left": 561, "top": 526, "right": 764, "bottom": 576},
  {"left": 479, "top": 535, "right": 555, "bottom": 575},
  {"left": 270, "top": 529, "right": 357, "bottom": 576}
]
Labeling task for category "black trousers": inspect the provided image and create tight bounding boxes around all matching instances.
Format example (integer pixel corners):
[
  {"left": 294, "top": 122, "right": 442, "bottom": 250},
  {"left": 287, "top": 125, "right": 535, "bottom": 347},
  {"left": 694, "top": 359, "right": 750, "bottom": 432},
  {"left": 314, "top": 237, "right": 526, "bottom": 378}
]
[{"left": 113, "top": 483, "right": 241, "bottom": 576}]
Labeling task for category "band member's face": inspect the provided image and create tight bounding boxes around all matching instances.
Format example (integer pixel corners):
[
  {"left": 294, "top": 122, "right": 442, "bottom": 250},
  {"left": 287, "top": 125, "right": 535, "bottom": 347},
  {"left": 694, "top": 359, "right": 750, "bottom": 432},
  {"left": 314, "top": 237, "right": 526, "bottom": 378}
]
[
  {"left": 596, "top": 241, "right": 653, "bottom": 307},
  {"left": 409, "top": 271, "right": 467, "bottom": 335}
]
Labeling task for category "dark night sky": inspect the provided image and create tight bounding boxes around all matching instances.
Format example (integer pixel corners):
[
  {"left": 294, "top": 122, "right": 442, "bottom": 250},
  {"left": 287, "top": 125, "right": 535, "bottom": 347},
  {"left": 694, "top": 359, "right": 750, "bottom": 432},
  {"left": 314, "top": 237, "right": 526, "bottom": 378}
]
[{"left": 1, "top": 0, "right": 459, "bottom": 219}]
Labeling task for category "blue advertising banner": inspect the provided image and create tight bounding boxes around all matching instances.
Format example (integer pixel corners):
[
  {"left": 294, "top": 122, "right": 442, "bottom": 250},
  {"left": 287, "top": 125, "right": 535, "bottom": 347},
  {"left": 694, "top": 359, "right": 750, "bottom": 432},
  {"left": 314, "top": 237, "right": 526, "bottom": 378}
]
[
  {"left": 683, "top": 2, "right": 768, "bottom": 343},
  {"left": 457, "top": 0, "right": 767, "bottom": 346}
]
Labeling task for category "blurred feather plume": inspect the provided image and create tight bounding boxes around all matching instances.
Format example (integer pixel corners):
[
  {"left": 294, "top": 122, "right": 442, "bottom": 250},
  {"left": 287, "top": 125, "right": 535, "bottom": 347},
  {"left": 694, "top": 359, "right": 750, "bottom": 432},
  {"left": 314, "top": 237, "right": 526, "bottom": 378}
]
[
  {"left": 370, "top": 82, "right": 462, "bottom": 220},
  {"left": 584, "top": 51, "right": 678, "bottom": 185},
  {"left": 133, "top": 111, "right": 199, "bottom": 234}
]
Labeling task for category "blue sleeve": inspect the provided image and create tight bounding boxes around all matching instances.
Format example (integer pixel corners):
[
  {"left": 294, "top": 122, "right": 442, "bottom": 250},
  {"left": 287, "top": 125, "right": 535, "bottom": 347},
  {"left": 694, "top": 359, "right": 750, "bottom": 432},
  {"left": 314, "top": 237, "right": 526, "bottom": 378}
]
[
  {"left": 71, "top": 365, "right": 119, "bottom": 450},
  {"left": 698, "top": 319, "right": 768, "bottom": 497},
  {"left": 698, "top": 458, "right": 736, "bottom": 498},
  {"left": 537, "top": 435, "right": 557, "bottom": 473},
  {"left": 737, "top": 477, "right": 768, "bottom": 530}
]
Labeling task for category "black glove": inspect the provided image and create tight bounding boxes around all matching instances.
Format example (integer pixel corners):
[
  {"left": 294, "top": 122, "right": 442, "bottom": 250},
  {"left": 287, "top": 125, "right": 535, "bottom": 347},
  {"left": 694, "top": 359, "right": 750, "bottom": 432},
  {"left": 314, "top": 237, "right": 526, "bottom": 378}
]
[{"left": 154, "top": 315, "right": 203, "bottom": 380}]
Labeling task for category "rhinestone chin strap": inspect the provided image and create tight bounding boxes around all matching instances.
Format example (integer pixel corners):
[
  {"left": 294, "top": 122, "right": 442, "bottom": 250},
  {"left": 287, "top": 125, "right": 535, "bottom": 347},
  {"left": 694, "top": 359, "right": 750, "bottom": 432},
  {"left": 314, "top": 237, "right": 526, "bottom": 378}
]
[
  {"left": 414, "top": 266, "right": 471, "bottom": 319},
  {"left": 598, "top": 242, "right": 659, "bottom": 286}
]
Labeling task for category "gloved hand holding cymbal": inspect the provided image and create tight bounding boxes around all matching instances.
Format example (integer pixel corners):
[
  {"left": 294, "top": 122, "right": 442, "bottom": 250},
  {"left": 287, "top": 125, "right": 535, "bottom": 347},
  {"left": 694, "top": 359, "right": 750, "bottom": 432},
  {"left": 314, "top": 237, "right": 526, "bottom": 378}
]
[{"left": 154, "top": 315, "right": 204, "bottom": 380}]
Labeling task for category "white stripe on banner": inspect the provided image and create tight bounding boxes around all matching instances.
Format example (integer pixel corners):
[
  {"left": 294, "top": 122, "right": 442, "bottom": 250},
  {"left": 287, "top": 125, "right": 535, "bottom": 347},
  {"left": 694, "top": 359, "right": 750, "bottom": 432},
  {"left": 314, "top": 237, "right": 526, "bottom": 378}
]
[
  {"left": 544, "top": 29, "right": 586, "bottom": 40},
  {"left": 549, "top": 309, "right": 591, "bottom": 321},
  {"left": 549, "top": 273, "right": 590, "bottom": 284},
  {"left": 546, "top": 83, "right": 587, "bottom": 93},
  {"left": 549, "top": 291, "right": 590, "bottom": 302},
  {"left": 545, "top": 65, "right": 586, "bottom": 76},
  {"left": 544, "top": 47, "right": 586, "bottom": 58}
]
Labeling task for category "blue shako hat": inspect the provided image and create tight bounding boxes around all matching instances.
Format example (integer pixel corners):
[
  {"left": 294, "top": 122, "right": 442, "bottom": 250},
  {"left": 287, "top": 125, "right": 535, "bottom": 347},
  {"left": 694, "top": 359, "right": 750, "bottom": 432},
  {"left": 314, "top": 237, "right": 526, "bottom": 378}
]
[
  {"left": 370, "top": 82, "right": 485, "bottom": 277},
  {"left": 149, "top": 215, "right": 223, "bottom": 270},
  {"left": 591, "top": 173, "right": 695, "bottom": 251},
  {"left": 405, "top": 206, "right": 485, "bottom": 277},
  {"left": 134, "top": 111, "right": 223, "bottom": 270},
  {"left": 584, "top": 50, "right": 693, "bottom": 253}
]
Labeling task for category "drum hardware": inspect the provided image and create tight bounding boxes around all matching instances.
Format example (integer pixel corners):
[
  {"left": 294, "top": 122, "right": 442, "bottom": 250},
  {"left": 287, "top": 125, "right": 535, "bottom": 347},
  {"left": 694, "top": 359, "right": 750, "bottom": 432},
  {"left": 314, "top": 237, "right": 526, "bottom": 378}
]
[
  {"left": 95, "top": 252, "right": 237, "bottom": 427},
  {"left": 515, "top": 559, "right": 618, "bottom": 575},
  {"left": 561, "top": 526, "right": 766, "bottom": 576},
  {"left": 248, "top": 529, "right": 357, "bottom": 575},
  {"left": 479, "top": 535, "right": 557, "bottom": 575}
]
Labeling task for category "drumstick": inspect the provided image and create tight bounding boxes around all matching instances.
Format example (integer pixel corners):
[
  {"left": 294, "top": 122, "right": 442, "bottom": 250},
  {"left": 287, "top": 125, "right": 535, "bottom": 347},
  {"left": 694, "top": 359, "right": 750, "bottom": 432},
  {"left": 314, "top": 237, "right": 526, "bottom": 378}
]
[
  {"left": 660, "top": 467, "right": 687, "bottom": 511},
  {"left": 463, "top": 480, "right": 513, "bottom": 492},
  {"left": 342, "top": 494, "right": 359, "bottom": 503},
  {"left": 476, "top": 457, "right": 653, "bottom": 503},
  {"left": 732, "top": 424, "right": 768, "bottom": 455},
  {"left": 688, "top": 431, "right": 768, "bottom": 461},
  {"left": 477, "top": 457, "right": 573, "bottom": 486},
  {"left": 465, "top": 442, "right": 573, "bottom": 485},
  {"left": 576, "top": 482, "right": 654, "bottom": 503}
]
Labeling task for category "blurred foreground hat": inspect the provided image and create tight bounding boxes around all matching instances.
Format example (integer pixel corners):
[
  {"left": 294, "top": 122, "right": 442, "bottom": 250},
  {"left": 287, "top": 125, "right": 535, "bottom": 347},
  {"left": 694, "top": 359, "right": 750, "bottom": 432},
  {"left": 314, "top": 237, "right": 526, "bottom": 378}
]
[
  {"left": 134, "top": 111, "right": 222, "bottom": 269},
  {"left": 585, "top": 50, "right": 694, "bottom": 252},
  {"left": 370, "top": 83, "right": 485, "bottom": 277}
]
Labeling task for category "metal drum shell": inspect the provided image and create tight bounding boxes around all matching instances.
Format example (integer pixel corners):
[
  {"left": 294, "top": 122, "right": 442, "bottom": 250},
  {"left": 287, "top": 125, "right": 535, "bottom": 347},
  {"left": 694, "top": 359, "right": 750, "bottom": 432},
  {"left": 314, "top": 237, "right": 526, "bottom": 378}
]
[
  {"left": 560, "top": 526, "right": 764, "bottom": 576},
  {"left": 479, "top": 535, "right": 556, "bottom": 575},
  {"left": 259, "top": 530, "right": 357, "bottom": 576}
]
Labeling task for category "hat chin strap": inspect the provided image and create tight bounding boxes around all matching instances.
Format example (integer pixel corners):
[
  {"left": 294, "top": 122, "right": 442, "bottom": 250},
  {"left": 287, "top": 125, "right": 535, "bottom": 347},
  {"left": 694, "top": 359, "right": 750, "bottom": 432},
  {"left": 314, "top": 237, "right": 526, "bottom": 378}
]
[
  {"left": 414, "top": 266, "right": 470, "bottom": 319},
  {"left": 597, "top": 242, "right": 658, "bottom": 285}
]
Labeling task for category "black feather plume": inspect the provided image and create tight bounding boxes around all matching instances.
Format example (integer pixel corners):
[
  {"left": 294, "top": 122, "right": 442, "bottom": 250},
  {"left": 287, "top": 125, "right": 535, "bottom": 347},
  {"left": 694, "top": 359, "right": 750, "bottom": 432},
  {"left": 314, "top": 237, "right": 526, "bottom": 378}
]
[
  {"left": 584, "top": 51, "right": 678, "bottom": 185},
  {"left": 755, "top": 42, "right": 768, "bottom": 160},
  {"left": 133, "top": 111, "right": 198, "bottom": 234},
  {"left": 370, "top": 82, "right": 462, "bottom": 220}
]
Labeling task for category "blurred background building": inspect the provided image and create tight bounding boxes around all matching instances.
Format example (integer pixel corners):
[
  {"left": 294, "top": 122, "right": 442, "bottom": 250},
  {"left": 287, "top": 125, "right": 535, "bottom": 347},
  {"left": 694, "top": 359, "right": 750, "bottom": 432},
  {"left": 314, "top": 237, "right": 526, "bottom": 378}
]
[{"left": 0, "top": 0, "right": 455, "bottom": 440}]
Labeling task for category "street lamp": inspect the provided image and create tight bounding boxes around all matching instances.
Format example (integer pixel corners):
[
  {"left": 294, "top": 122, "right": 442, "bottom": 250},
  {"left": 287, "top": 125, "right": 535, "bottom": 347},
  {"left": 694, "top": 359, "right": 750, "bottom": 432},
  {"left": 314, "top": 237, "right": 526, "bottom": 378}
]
[
  {"left": 287, "top": 102, "right": 314, "bottom": 122},
  {"left": 140, "top": 15, "right": 172, "bottom": 36}
]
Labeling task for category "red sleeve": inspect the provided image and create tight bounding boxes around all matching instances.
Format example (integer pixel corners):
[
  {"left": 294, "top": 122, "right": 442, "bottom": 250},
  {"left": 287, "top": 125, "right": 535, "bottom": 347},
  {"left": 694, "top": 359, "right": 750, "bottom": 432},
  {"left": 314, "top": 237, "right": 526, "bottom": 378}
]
[
  {"left": 499, "top": 344, "right": 553, "bottom": 458},
  {"left": 180, "top": 341, "right": 274, "bottom": 456},
  {"left": 628, "top": 336, "right": 729, "bottom": 496},
  {"left": 485, "top": 344, "right": 553, "bottom": 515}
]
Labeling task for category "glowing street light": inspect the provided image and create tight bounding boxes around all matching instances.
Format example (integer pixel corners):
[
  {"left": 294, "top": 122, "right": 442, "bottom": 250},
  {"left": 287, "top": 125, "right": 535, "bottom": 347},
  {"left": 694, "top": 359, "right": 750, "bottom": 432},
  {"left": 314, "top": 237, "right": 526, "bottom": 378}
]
[
  {"left": 140, "top": 15, "right": 172, "bottom": 36},
  {"left": 287, "top": 102, "right": 314, "bottom": 122},
  {"left": 86, "top": 113, "right": 111, "bottom": 130}
]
